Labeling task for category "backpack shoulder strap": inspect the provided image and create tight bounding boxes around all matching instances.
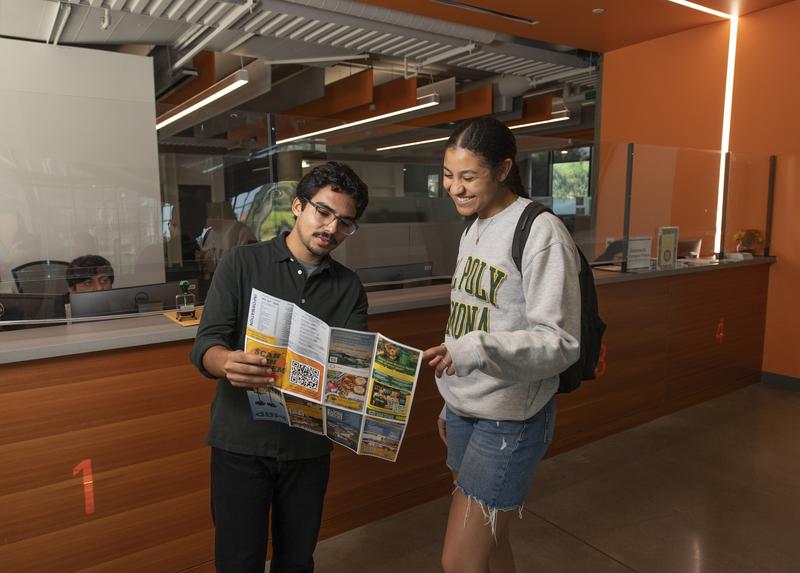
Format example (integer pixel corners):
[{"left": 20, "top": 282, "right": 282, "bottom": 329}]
[{"left": 512, "top": 201, "right": 551, "bottom": 272}]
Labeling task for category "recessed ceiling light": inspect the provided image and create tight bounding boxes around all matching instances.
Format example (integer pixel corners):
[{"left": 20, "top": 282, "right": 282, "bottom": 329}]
[{"left": 592, "top": 8, "right": 605, "bottom": 14}]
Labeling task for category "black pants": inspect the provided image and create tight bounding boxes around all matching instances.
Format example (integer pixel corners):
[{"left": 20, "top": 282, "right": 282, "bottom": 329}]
[{"left": 210, "top": 447, "right": 331, "bottom": 573}]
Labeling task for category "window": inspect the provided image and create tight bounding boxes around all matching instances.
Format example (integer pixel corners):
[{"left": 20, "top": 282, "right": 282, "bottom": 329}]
[{"left": 552, "top": 147, "right": 591, "bottom": 199}]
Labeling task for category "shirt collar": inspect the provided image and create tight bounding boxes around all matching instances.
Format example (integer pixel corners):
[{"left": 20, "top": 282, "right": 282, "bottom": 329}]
[{"left": 269, "top": 231, "right": 334, "bottom": 272}]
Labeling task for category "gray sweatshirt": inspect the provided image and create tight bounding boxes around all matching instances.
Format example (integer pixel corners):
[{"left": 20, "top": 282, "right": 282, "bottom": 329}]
[{"left": 439, "top": 197, "right": 581, "bottom": 421}]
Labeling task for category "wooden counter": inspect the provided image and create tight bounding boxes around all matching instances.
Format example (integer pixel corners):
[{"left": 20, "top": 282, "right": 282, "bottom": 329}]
[{"left": 0, "top": 261, "right": 770, "bottom": 572}]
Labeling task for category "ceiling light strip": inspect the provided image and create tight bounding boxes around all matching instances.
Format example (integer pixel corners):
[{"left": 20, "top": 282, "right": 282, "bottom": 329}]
[
  {"left": 375, "top": 115, "right": 571, "bottom": 152},
  {"left": 376, "top": 136, "right": 450, "bottom": 152},
  {"left": 667, "top": 0, "right": 732, "bottom": 19},
  {"left": 276, "top": 94, "right": 440, "bottom": 145},
  {"left": 156, "top": 68, "right": 249, "bottom": 130},
  {"left": 508, "top": 115, "right": 570, "bottom": 130}
]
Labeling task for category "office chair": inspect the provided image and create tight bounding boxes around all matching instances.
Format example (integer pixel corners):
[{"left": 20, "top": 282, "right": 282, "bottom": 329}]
[{"left": 11, "top": 260, "right": 70, "bottom": 294}]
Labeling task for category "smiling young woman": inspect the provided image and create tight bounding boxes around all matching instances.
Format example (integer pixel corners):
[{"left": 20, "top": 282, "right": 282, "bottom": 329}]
[{"left": 423, "top": 118, "right": 582, "bottom": 573}]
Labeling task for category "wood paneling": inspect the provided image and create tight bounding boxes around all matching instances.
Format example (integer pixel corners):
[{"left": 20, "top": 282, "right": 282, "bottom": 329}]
[{"left": 0, "top": 267, "right": 769, "bottom": 571}]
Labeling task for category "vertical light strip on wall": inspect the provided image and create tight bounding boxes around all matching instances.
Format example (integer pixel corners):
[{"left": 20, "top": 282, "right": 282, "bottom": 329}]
[
  {"left": 668, "top": 0, "right": 738, "bottom": 254},
  {"left": 715, "top": 15, "right": 739, "bottom": 253}
]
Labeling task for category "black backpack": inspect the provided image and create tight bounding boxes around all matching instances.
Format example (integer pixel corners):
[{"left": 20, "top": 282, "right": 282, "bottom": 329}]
[{"left": 466, "top": 201, "right": 607, "bottom": 393}]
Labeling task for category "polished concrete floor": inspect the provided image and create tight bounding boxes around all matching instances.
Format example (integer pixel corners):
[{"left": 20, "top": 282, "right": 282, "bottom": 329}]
[{"left": 314, "top": 382, "right": 800, "bottom": 572}]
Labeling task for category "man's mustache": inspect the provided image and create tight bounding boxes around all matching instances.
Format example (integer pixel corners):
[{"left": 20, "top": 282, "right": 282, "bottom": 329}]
[{"left": 313, "top": 232, "right": 338, "bottom": 245}]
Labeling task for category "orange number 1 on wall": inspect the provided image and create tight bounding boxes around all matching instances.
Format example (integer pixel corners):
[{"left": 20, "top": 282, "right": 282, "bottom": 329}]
[{"left": 73, "top": 458, "right": 96, "bottom": 515}]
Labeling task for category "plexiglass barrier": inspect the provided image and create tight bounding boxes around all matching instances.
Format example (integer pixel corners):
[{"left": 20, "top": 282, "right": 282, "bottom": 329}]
[{"left": 592, "top": 142, "right": 775, "bottom": 272}]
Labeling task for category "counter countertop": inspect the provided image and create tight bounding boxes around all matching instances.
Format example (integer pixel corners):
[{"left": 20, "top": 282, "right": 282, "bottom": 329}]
[{"left": 0, "top": 257, "right": 774, "bottom": 365}]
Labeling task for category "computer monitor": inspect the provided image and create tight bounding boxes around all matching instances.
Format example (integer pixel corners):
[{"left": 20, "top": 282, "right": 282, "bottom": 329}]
[
  {"left": 0, "top": 293, "right": 67, "bottom": 330},
  {"left": 678, "top": 239, "right": 703, "bottom": 259},
  {"left": 594, "top": 240, "right": 627, "bottom": 264},
  {"left": 69, "top": 281, "right": 195, "bottom": 318}
]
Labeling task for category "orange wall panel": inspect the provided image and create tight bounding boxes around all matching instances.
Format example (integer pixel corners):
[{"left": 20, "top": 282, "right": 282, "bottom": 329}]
[
  {"left": 596, "top": 20, "right": 729, "bottom": 256},
  {"left": 730, "top": 0, "right": 800, "bottom": 378}
]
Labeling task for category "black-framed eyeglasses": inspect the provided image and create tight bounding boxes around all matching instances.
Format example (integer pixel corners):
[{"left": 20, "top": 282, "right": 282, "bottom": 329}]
[{"left": 306, "top": 199, "right": 359, "bottom": 236}]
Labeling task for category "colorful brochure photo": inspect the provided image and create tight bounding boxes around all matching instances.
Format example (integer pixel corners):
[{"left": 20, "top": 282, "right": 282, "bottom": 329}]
[
  {"left": 325, "top": 406, "right": 363, "bottom": 453},
  {"left": 359, "top": 416, "right": 405, "bottom": 462},
  {"left": 284, "top": 394, "right": 325, "bottom": 435},
  {"left": 325, "top": 329, "right": 376, "bottom": 411},
  {"left": 366, "top": 335, "right": 420, "bottom": 423}
]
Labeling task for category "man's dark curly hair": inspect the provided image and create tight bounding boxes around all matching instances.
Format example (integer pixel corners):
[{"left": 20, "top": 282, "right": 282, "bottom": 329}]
[
  {"left": 294, "top": 161, "right": 369, "bottom": 219},
  {"left": 66, "top": 255, "right": 114, "bottom": 288}
]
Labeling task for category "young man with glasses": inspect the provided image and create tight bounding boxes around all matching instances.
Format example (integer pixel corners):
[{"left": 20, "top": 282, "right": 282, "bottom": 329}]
[{"left": 190, "top": 161, "right": 369, "bottom": 573}]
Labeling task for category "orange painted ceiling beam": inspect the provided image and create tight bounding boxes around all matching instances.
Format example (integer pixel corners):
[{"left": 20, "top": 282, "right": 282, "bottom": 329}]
[
  {"left": 328, "top": 76, "right": 418, "bottom": 121},
  {"left": 161, "top": 52, "right": 216, "bottom": 106},
  {"left": 285, "top": 69, "right": 374, "bottom": 118},
  {"left": 327, "top": 84, "right": 493, "bottom": 146}
]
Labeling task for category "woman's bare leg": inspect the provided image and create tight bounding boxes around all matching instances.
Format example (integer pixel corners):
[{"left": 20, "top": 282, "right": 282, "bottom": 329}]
[{"left": 441, "top": 488, "right": 517, "bottom": 573}]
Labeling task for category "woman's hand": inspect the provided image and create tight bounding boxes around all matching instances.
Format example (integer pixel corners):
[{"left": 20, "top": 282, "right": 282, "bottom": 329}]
[{"left": 422, "top": 344, "right": 456, "bottom": 378}]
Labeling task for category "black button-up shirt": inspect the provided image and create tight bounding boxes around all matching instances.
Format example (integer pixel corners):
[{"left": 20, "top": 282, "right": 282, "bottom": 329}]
[{"left": 190, "top": 234, "right": 368, "bottom": 460}]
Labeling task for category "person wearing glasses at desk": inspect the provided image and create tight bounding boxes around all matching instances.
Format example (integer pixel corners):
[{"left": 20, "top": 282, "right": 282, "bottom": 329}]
[{"left": 190, "top": 161, "right": 369, "bottom": 573}]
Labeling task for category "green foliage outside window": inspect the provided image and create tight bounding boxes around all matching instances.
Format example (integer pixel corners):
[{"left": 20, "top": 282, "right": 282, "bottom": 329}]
[{"left": 552, "top": 160, "right": 590, "bottom": 199}]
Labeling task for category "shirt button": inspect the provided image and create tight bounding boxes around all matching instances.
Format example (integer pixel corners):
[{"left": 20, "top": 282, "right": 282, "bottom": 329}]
[
  {"left": 301, "top": 298, "right": 306, "bottom": 304},
  {"left": 297, "top": 269, "right": 303, "bottom": 275}
]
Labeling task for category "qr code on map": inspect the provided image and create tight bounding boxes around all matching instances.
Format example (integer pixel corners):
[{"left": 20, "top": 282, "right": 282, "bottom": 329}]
[{"left": 289, "top": 360, "right": 321, "bottom": 392}]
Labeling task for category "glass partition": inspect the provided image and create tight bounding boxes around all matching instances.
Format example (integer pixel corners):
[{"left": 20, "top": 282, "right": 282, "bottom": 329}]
[
  {"left": 725, "top": 151, "right": 773, "bottom": 256},
  {"left": 592, "top": 142, "right": 776, "bottom": 273}
]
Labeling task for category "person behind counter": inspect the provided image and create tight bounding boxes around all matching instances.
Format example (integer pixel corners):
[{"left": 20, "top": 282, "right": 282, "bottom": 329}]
[
  {"left": 422, "top": 117, "right": 581, "bottom": 573},
  {"left": 66, "top": 254, "right": 114, "bottom": 294},
  {"left": 189, "top": 161, "right": 369, "bottom": 573}
]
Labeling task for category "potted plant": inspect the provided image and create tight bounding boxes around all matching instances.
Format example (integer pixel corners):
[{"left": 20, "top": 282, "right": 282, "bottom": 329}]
[{"left": 733, "top": 228, "right": 764, "bottom": 254}]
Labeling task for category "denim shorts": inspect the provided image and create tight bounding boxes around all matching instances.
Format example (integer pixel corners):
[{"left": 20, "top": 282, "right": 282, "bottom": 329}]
[{"left": 446, "top": 397, "right": 556, "bottom": 516}]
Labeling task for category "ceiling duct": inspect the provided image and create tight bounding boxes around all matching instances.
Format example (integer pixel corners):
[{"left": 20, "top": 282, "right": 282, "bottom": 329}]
[
  {"left": 152, "top": 45, "right": 200, "bottom": 99},
  {"left": 278, "top": 0, "right": 496, "bottom": 45}
]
